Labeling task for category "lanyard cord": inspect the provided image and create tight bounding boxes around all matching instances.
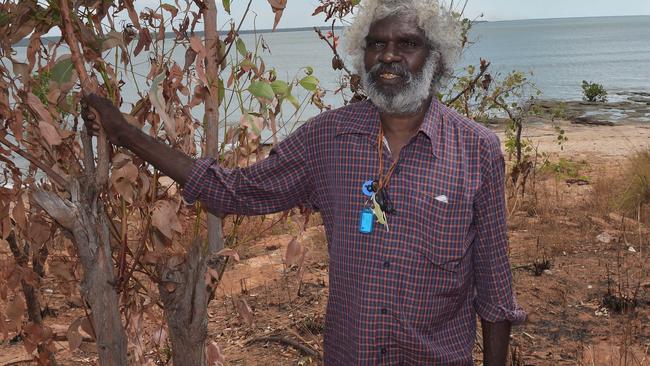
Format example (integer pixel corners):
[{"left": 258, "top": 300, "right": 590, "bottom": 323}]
[{"left": 377, "top": 126, "right": 400, "bottom": 191}]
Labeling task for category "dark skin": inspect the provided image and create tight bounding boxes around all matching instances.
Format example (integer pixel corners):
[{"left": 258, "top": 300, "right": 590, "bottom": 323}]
[{"left": 83, "top": 13, "right": 511, "bottom": 365}]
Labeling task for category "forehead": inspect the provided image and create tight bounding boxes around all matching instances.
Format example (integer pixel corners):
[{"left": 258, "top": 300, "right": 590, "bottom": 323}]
[{"left": 366, "top": 13, "right": 426, "bottom": 40}]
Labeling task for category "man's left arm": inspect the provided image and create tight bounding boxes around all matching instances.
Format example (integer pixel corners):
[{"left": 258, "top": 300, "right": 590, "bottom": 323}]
[{"left": 472, "top": 135, "right": 526, "bottom": 365}]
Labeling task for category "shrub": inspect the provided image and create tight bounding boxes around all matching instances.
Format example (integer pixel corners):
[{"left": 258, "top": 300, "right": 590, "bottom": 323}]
[
  {"left": 581, "top": 80, "right": 608, "bottom": 102},
  {"left": 616, "top": 149, "right": 650, "bottom": 215}
]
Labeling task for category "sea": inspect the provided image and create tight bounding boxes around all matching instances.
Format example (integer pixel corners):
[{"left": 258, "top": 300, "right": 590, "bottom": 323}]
[{"left": 3, "top": 15, "right": 650, "bottom": 175}]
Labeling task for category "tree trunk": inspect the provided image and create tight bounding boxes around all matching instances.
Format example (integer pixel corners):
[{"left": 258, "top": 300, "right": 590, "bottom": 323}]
[
  {"left": 32, "top": 181, "right": 128, "bottom": 366},
  {"left": 203, "top": 0, "right": 225, "bottom": 255},
  {"left": 7, "top": 233, "right": 58, "bottom": 365},
  {"left": 158, "top": 238, "right": 209, "bottom": 366}
]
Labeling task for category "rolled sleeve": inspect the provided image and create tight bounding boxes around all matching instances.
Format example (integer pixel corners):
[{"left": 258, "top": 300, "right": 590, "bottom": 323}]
[
  {"left": 182, "top": 158, "right": 215, "bottom": 205},
  {"left": 472, "top": 135, "right": 526, "bottom": 324}
]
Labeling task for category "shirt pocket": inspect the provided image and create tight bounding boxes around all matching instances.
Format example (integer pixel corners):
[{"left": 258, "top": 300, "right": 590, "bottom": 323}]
[{"left": 398, "top": 194, "right": 473, "bottom": 329}]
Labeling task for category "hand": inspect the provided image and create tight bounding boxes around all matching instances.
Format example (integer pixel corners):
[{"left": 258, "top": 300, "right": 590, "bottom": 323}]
[{"left": 81, "top": 94, "right": 129, "bottom": 146}]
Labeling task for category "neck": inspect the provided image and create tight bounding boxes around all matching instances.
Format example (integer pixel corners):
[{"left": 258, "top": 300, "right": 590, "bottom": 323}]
[{"left": 379, "top": 96, "right": 432, "bottom": 139}]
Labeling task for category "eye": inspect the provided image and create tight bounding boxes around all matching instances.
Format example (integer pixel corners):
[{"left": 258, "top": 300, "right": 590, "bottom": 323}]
[
  {"left": 366, "top": 39, "right": 385, "bottom": 49},
  {"left": 400, "top": 40, "right": 419, "bottom": 48}
]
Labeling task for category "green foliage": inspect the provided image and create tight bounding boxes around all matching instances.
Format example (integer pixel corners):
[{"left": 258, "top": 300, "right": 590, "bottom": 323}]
[
  {"left": 299, "top": 75, "right": 319, "bottom": 92},
  {"left": 248, "top": 80, "right": 275, "bottom": 100},
  {"left": 32, "top": 70, "right": 51, "bottom": 105},
  {"left": 581, "top": 80, "right": 607, "bottom": 102},
  {"left": 542, "top": 157, "right": 589, "bottom": 180},
  {"left": 616, "top": 149, "right": 650, "bottom": 213}
]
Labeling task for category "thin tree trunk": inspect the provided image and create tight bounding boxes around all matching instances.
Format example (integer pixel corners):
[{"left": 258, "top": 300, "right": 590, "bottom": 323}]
[
  {"left": 7, "top": 232, "right": 57, "bottom": 365},
  {"left": 158, "top": 238, "right": 209, "bottom": 366},
  {"left": 204, "top": 0, "right": 225, "bottom": 255},
  {"left": 32, "top": 182, "right": 128, "bottom": 366},
  {"left": 158, "top": 2, "right": 224, "bottom": 365}
]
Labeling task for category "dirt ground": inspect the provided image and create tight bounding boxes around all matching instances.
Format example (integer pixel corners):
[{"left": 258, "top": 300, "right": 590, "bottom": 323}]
[{"left": 1, "top": 119, "right": 650, "bottom": 365}]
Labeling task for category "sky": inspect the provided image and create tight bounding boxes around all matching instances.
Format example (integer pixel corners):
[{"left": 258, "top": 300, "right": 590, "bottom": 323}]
[{"left": 198, "top": 0, "right": 650, "bottom": 31}]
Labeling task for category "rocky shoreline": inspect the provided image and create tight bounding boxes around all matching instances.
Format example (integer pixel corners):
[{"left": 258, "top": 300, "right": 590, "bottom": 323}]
[{"left": 532, "top": 91, "right": 650, "bottom": 125}]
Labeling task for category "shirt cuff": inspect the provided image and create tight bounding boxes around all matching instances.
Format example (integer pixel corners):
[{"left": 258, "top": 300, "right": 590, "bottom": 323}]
[
  {"left": 474, "top": 297, "right": 527, "bottom": 324},
  {"left": 181, "top": 158, "right": 216, "bottom": 205}
]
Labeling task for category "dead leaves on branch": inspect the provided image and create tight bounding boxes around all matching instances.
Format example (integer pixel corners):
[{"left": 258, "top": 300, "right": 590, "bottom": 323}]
[{"left": 267, "top": 0, "right": 288, "bottom": 31}]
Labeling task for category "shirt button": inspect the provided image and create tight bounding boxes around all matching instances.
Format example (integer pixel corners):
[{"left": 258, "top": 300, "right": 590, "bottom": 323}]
[
  {"left": 381, "top": 347, "right": 387, "bottom": 355},
  {"left": 381, "top": 308, "right": 388, "bottom": 315},
  {"left": 383, "top": 260, "right": 390, "bottom": 268}
]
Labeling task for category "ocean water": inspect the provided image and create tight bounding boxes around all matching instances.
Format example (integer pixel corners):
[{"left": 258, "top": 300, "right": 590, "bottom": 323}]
[
  {"left": 461, "top": 16, "right": 650, "bottom": 101},
  {"left": 4, "top": 16, "right": 650, "bottom": 181}
]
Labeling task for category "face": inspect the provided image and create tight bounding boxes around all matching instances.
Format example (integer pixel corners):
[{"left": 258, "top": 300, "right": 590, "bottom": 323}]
[{"left": 361, "top": 14, "right": 438, "bottom": 114}]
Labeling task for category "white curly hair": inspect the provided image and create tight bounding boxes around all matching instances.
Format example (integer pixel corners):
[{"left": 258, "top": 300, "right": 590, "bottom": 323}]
[{"left": 345, "top": 0, "right": 462, "bottom": 89}]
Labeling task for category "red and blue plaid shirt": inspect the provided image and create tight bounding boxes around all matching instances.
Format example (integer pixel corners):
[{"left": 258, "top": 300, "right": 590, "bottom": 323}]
[{"left": 183, "top": 98, "right": 526, "bottom": 365}]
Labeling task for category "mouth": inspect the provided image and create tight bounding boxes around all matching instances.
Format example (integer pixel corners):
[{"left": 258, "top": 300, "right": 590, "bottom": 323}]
[{"left": 380, "top": 72, "right": 401, "bottom": 80}]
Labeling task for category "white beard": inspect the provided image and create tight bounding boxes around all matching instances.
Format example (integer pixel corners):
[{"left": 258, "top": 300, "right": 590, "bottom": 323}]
[{"left": 361, "top": 55, "right": 438, "bottom": 114}]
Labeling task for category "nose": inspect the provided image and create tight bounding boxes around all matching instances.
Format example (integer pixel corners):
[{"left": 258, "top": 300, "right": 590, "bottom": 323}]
[{"left": 379, "top": 42, "right": 402, "bottom": 64}]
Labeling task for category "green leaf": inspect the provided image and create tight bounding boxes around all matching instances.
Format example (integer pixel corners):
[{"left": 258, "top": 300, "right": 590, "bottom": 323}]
[
  {"left": 50, "top": 57, "right": 75, "bottom": 84},
  {"left": 248, "top": 81, "right": 275, "bottom": 100},
  {"left": 299, "top": 75, "right": 319, "bottom": 92},
  {"left": 286, "top": 93, "right": 300, "bottom": 109},
  {"left": 236, "top": 38, "right": 247, "bottom": 57},
  {"left": 222, "top": 0, "right": 231, "bottom": 14},
  {"left": 270, "top": 80, "right": 290, "bottom": 97},
  {"left": 0, "top": 13, "right": 10, "bottom": 27},
  {"left": 351, "top": 0, "right": 361, "bottom": 4},
  {"left": 217, "top": 78, "right": 225, "bottom": 106},
  {"left": 239, "top": 59, "right": 256, "bottom": 72},
  {"left": 304, "top": 66, "right": 314, "bottom": 75}
]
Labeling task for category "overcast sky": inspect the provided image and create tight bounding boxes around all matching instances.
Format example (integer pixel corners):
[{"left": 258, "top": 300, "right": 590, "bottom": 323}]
[{"left": 199, "top": 0, "right": 650, "bottom": 31}]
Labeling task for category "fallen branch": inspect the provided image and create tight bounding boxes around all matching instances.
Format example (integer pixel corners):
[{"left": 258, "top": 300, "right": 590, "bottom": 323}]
[{"left": 246, "top": 335, "right": 321, "bottom": 359}]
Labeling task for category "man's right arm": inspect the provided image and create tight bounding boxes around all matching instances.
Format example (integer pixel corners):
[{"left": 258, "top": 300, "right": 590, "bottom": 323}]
[
  {"left": 83, "top": 94, "right": 316, "bottom": 216},
  {"left": 83, "top": 94, "right": 195, "bottom": 186}
]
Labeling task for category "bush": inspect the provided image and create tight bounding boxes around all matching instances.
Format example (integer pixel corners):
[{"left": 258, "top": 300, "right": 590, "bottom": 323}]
[
  {"left": 616, "top": 149, "right": 650, "bottom": 215},
  {"left": 581, "top": 80, "right": 608, "bottom": 102}
]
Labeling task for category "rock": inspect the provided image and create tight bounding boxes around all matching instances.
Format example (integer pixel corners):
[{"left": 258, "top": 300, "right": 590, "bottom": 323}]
[
  {"left": 596, "top": 232, "right": 616, "bottom": 244},
  {"left": 571, "top": 116, "right": 615, "bottom": 126}
]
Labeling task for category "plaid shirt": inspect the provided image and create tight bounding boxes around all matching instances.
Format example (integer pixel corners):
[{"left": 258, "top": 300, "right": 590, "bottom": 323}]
[{"left": 183, "top": 99, "right": 526, "bottom": 365}]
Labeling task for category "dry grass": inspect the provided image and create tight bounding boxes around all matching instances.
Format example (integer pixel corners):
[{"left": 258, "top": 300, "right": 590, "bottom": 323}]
[{"left": 615, "top": 149, "right": 650, "bottom": 222}]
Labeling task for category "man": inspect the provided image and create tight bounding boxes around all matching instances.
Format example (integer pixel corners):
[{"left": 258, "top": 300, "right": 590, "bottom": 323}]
[{"left": 83, "top": 0, "right": 525, "bottom": 364}]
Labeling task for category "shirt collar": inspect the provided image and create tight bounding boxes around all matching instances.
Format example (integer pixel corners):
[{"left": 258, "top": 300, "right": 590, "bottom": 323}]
[{"left": 335, "top": 98, "right": 443, "bottom": 158}]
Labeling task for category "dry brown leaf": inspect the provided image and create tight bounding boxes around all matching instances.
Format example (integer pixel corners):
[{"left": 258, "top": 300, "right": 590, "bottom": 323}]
[
  {"left": 157, "top": 176, "right": 177, "bottom": 197},
  {"left": 206, "top": 341, "right": 226, "bottom": 366},
  {"left": 11, "top": 194, "right": 26, "bottom": 232},
  {"left": 111, "top": 162, "right": 139, "bottom": 203},
  {"left": 268, "top": 0, "right": 287, "bottom": 30},
  {"left": 26, "top": 93, "right": 53, "bottom": 125},
  {"left": 67, "top": 317, "right": 83, "bottom": 351},
  {"left": 216, "top": 248, "right": 240, "bottom": 262},
  {"left": 38, "top": 121, "right": 62, "bottom": 146},
  {"left": 124, "top": 0, "right": 141, "bottom": 29},
  {"left": 234, "top": 297, "right": 254, "bottom": 327},
  {"left": 285, "top": 237, "right": 303, "bottom": 267},
  {"left": 152, "top": 326, "right": 167, "bottom": 346},
  {"left": 111, "top": 152, "right": 132, "bottom": 169},
  {"left": 151, "top": 200, "right": 182, "bottom": 239},
  {"left": 48, "top": 260, "right": 75, "bottom": 282},
  {"left": 6, "top": 294, "right": 26, "bottom": 328},
  {"left": 23, "top": 323, "right": 53, "bottom": 354},
  {"left": 134, "top": 28, "right": 152, "bottom": 56},
  {"left": 27, "top": 218, "right": 50, "bottom": 246},
  {"left": 80, "top": 316, "right": 95, "bottom": 339}
]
